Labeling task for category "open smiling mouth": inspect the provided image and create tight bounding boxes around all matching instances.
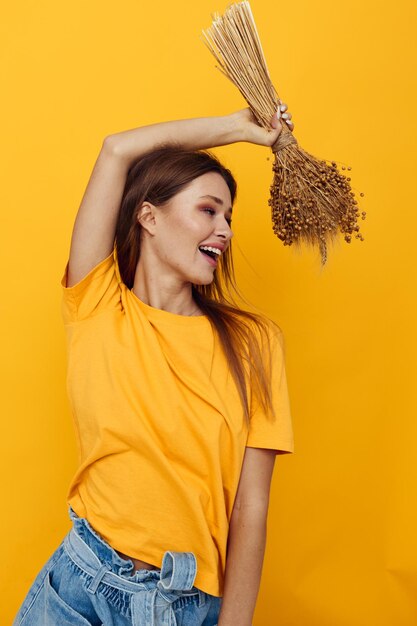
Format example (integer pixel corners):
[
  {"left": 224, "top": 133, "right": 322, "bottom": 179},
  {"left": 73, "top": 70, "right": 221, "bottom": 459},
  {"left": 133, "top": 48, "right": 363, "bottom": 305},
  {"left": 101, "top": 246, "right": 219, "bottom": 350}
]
[{"left": 198, "top": 246, "right": 221, "bottom": 266}]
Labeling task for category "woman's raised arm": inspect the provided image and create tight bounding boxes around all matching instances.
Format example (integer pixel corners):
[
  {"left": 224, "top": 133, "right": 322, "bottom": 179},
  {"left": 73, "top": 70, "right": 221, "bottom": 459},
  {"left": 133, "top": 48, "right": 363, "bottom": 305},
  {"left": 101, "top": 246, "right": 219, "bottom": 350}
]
[
  {"left": 65, "top": 108, "right": 285, "bottom": 288},
  {"left": 106, "top": 107, "right": 284, "bottom": 166}
]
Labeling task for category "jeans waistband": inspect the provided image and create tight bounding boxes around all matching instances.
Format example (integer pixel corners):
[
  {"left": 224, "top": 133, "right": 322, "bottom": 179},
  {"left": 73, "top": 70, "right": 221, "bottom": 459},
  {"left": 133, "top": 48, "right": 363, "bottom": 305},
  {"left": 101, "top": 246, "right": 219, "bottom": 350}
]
[{"left": 64, "top": 508, "right": 206, "bottom": 625}]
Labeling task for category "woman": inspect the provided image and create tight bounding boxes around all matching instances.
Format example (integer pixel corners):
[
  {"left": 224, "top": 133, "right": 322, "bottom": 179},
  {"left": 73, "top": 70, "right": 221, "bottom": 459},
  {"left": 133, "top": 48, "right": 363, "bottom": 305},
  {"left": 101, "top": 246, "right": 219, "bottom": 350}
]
[{"left": 14, "top": 105, "right": 295, "bottom": 626}]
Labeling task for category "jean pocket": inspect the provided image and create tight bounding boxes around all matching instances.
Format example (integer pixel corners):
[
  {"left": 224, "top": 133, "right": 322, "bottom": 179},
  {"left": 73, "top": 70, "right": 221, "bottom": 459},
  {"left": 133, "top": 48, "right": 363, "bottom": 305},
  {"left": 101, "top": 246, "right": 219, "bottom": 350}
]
[
  {"left": 13, "top": 544, "right": 67, "bottom": 626},
  {"left": 43, "top": 571, "right": 93, "bottom": 626}
]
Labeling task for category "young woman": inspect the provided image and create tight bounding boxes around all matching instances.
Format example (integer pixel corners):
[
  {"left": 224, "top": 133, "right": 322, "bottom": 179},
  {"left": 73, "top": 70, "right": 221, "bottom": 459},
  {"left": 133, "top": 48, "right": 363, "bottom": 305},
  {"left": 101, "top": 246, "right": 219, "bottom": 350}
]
[{"left": 14, "top": 105, "right": 295, "bottom": 626}]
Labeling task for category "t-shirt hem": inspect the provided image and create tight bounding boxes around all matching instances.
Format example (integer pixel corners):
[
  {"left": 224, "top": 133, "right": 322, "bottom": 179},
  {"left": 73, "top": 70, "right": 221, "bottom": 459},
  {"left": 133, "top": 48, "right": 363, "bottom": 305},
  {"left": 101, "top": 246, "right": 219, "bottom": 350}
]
[
  {"left": 245, "top": 439, "right": 294, "bottom": 453},
  {"left": 67, "top": 498, "right": 224, "bottom": 598},
  {"left": 60, "top": 250, "right": 115, "bottom": 297}
]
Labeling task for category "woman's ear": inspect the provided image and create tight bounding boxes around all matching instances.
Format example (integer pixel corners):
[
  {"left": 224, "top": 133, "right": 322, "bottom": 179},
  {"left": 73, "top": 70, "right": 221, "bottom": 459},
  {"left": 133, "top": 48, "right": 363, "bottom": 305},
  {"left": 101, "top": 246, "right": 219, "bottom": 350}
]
[{"left": 137, "top": 202, "right": 157, "bottom": 235}]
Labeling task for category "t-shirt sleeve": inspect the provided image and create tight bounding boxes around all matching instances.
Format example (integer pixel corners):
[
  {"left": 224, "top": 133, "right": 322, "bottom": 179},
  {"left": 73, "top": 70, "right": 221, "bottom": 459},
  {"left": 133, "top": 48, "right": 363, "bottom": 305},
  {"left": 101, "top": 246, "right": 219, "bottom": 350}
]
[
  {"left": 60, "top": 247, "right": 122, "bottom": 324},
  {"left": 246, "top": 325, "right": 295, "bottom": 454}
]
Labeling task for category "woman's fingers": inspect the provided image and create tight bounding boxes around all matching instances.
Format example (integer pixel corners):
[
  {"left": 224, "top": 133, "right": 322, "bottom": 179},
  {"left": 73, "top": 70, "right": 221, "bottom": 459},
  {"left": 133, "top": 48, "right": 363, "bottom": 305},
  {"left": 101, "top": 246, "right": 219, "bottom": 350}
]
[
  {"left": 277, "top": 100, "right": 294, "bottom": 130},
  {"left": 234, "top": 105, "right": 294, "bottom": 146}
]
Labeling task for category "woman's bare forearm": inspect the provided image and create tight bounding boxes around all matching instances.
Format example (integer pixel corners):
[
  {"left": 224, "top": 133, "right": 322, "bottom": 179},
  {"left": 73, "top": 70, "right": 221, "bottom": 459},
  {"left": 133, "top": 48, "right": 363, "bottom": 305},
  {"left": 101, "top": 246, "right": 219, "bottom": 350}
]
[
  {"left": 218, "top": 507, "right": 268, "bottom": 626},
  {"left": 105, "top": 113, "right": 245, "bottom": 168}
]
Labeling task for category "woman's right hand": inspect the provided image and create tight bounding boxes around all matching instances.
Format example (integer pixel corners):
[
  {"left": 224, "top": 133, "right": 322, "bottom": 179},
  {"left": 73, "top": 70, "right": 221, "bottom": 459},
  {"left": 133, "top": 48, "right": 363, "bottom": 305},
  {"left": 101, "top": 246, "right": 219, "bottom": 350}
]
[{"left": 229, "top": 102, "right": 294, "bottom": 148}]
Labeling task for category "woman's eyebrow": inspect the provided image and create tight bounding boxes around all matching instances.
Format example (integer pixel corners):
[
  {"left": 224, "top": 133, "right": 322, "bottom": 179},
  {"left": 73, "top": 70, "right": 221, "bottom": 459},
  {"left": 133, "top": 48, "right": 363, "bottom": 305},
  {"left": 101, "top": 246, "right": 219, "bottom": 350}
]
[{"left": 199, "top": 195, "right": 233, "bottom": 213}]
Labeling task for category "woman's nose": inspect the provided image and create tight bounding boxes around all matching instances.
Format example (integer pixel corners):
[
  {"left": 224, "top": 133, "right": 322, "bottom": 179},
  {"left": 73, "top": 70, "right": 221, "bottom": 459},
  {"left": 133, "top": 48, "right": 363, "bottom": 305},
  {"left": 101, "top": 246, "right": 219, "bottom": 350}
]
[
  {"left": 215, "top": 220, "right": 233, "bottom": 240},
  {"left": 216, "top": 229, "right": 233, "bottom": 243}
]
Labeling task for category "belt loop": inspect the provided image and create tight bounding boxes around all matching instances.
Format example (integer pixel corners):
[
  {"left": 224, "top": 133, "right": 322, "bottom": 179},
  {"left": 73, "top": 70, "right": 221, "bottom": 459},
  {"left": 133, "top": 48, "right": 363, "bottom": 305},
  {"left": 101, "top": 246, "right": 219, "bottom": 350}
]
[
  {"left": 159, "top": 551, "right": 197, "bottom": 591},
  {"left": 86, "top": 563, "right": 110, "bottom": 595},
  {"left": 197, "top": 588, "right": 206, "bottom": 607}
]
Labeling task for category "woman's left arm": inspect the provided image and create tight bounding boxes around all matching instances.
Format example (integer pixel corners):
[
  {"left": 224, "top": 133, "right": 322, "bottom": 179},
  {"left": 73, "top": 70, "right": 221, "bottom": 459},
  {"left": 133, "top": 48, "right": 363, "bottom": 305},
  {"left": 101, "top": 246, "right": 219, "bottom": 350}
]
[{"left": 217, "top": 447, "right": 277, "bottom": 626}]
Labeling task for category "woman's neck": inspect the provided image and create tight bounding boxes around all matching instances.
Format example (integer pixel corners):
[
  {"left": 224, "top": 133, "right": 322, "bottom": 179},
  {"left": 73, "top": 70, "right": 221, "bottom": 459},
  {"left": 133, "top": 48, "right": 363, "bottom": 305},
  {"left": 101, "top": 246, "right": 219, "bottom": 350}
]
[{"left": 131, "top": 260, "right": 202, "bottom": 316}]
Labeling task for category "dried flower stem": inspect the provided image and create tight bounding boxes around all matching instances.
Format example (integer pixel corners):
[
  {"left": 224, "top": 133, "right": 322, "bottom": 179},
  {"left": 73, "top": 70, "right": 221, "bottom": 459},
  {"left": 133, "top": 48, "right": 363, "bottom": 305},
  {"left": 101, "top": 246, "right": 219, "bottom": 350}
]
[{"left": 201, "top": 0, "right": 366, "bottom": 266}]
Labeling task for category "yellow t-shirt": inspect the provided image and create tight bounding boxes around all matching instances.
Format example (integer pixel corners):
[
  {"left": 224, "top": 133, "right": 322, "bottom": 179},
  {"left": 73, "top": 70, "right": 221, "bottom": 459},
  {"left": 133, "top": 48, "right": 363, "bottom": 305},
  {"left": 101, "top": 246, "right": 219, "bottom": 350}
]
[{"left": 60, "top": 246, "right": 294, "bottom": 597}]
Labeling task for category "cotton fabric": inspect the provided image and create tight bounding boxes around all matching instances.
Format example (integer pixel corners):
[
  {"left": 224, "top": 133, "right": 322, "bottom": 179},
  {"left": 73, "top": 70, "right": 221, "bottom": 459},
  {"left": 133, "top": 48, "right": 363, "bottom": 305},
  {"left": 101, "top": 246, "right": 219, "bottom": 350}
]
[
  {"left": 13, "top": 505, "right": 221, "bottom": 625},
  {"left": 60, "top": 246, "right": 294, "bottom": 597}
]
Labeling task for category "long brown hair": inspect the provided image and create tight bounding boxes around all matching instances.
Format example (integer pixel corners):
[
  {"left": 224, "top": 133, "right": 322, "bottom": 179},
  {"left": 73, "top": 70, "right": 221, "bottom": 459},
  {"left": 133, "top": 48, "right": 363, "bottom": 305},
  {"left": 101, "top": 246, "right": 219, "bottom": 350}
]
[{"left": 115, "top": 144, "right": 277, "bottom": 424}]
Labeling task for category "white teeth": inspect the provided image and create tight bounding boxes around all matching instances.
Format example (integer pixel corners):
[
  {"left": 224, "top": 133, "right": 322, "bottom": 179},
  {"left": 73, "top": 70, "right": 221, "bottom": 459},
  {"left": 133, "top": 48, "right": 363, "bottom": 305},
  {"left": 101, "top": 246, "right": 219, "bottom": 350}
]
[{"left": 199, "top": 246, "right": 222, "bottom": 256}]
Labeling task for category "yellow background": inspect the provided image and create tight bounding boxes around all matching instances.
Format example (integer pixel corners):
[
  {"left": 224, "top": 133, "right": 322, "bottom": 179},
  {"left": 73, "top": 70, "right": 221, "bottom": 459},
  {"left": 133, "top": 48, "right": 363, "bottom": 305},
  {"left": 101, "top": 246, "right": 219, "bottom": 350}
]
[{"left": 1, "top": 0, "right": 416, "bottom": 624}]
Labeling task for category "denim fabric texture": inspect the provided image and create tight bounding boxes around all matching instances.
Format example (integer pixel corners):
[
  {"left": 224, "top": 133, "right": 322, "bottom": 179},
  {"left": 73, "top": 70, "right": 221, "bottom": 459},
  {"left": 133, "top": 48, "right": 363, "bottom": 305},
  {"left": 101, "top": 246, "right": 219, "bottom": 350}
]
[{"left": 13, "top": 506, "right": 222, "bottom": 625}]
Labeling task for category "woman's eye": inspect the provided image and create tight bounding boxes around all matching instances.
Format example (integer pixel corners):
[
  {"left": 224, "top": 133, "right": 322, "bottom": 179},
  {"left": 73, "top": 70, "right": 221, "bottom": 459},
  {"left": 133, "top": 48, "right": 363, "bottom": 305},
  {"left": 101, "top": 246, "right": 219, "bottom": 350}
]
[{"left": 202, "top": 207, "right": 232, "bottom": 227}]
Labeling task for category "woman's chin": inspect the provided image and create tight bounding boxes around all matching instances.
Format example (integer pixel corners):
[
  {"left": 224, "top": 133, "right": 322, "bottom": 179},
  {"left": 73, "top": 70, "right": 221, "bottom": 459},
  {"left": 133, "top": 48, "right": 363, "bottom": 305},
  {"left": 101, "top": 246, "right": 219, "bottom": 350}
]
[{"left": 191, "top": 273, "right": 215, "bottom": 287}]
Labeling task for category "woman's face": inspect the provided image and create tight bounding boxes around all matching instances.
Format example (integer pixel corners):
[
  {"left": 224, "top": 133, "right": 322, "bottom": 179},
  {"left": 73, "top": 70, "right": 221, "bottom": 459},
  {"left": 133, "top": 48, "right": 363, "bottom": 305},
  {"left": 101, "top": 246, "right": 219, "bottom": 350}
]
[{"left": 141, "top": 171, "right": 234, "bottom": 286}]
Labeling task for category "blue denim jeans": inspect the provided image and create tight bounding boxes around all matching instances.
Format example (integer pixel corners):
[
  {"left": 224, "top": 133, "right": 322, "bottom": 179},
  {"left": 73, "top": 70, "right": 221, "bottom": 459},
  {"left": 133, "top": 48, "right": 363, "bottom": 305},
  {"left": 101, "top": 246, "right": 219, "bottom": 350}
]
[{"left": 13, "top": 506, "right": 222, "bottom": 625}]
